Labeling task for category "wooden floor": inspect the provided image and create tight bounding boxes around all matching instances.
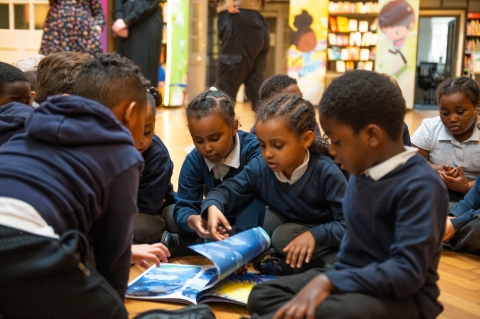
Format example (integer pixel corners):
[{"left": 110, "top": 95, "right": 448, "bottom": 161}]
[{"left": 125, "top": 103, "right": 480, "bottom": 318}]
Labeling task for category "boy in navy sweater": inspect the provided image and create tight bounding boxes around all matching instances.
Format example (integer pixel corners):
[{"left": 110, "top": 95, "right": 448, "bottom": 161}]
[
  {"left": 248, "top": 70, "right": 448, "bottom": 319},
  {"left": 0, "top": 53, "right": 148, "bottom": 319},
  {"left": 0, "top": 102, "right": 33, "bottom": 144}
]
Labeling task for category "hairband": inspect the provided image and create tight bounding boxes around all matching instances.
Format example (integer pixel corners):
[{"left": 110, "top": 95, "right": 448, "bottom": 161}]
[{"left": 209, "top": 87, "right": 218, "bottom": 92}]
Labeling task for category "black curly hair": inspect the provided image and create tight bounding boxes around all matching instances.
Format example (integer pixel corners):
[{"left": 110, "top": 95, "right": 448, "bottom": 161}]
[
  {"left": 0, "top": 62, "right": 29, "bottom": 94},
  {"left": 256, "top": 94, "right": 329, "bottom": 155},
  {"left": 259, "top": 74, "right": 298, "bottom": 101},
  {"left": 319, "top": 70, "right": 405, "bottom": 141},
  {"left": 186, "top": 88, "right": 235, "bottom": 126},
  {"left": 147, "top": 86, "right": 162, "bottom": 114},
  {"left": 436, "top": 77, "right": 480, "bottom": 107},
  {"left": 73, "top": 53, "right": 150, "bottom": 111}
]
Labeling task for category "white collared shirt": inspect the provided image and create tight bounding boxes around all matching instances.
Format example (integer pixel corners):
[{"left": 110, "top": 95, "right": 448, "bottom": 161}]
[
  {"left": 204, "top": 133, "right": 241, "bottom": 180},
  {"left": 275, "top": 149, "right": 310, "bottom": 185},
  {"left": 364, "top": 146, "right": 418, "bottom": 181},
  {"left": 411, "top": 116, "right": 480, "bottom": 181}
]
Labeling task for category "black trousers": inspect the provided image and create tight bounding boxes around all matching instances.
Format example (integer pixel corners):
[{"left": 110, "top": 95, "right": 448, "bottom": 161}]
[
  {"left": 216, "top": 9, "right": 270, "bottom": 111},
  {"left": 248, "top": 269, "right": 420, "bottom": 319},
  {"left": 0, "top": 225, "right": 127, "bottom": 319}
]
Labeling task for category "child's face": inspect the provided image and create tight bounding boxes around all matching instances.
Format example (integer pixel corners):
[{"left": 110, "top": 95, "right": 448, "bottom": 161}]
[
  {"left": 320, "top": 115, "right": 372, "bottom": 175},
  {"left": 188, "top": 114, "right": 238, "bottom": 163},
  {"left": 0, "top": 81, "right": 31, "bottom": 106},
  {"left": 256, "top": 117, "right": 312, "bottom": 179},
  {"left": 137, "top": 106, "right": 156, "bottom": 153},
  {"left": 439, "top": 92, "right": 479, "bottom": 142},
  {"left": 381, "top": 25, "right": 410, "bottom": 41},
  {"left": 281, "top": 84, "right": 303, "bottom": 98},
  {"left": 128, "top": 102, "right": 147, "bottom": 149}
]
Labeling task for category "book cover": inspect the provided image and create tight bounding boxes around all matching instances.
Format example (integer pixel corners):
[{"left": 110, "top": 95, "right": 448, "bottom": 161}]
[
  {"left": 341, "top": 48, "right": 349, "bottom": 60},
  {"left": 360, "top": 48, "right": 370, "bottom": 61},
  {"left": 328, "top": 33, "right": 337, "bottom": 45},
  {"left": 358, "top": 21, "right": 369, "bottom": 33},
  {"left": 329, "top": 16, "right": 338, "bottom": 32},
  {"left": 337, "top": 17, "right": 350, "bottom": 33},
  {"left": 336, "top": 61, "right": 346, "bottom": 73},
  {"left": 348, "top": 19, "right": 358, "bottom": 32},
  {"left": 348, "top": 46, "right": 360, "bottom": 61},
  {"left": 126, "top": 227, "right": 275, "bottom": 305},
  {"left": 345, "top": 61, "right": 355, "bottom": 71}
]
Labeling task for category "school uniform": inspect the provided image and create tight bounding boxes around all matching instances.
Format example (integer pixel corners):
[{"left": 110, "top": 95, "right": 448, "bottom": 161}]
[
  {"left": 174, "top": 130, "right": 265, "bottom": 234},
  {"left": 0, "top": 95, "right": 144, "bottom": 318},
  {"left": 201, "top": 150, "right": 347, "bottom": 259},
  {"left": 444, "top": 175, "right": 480, "bottom": 254},
  {"left": 411, "top": 116, "right": 480, "bottom": 202},
  {"left": 0, "top": 102, "right": 33, "bottom": 145},
  {"left": 134, "top": 134, "right": 176, "bottom": 243},
  {"left": 248, "top": 148, "right": 448, "bottom": 319}
]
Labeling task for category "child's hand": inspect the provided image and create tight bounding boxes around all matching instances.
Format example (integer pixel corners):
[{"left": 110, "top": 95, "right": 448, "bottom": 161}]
[
  {"left": 438, "top": 166, "right": 470, "bottom": 194},
  {"left": 131, "top": 243, "right": 170, "bottom": 269},
  {"left": 283, "top": 231, "right": 316, "bottom": 269},
  {"left": 207, "top": 205, "right": 232, "bottom": 241},
  {"left": 273, "top": 274, "right": 334, "bottom": 319},
  {"left": 187, "top": 215, "right": 211, "bottom": 238},
  {"left": 233, "top": 264, "right": 248, "bottom": 275},
  {"left": 227, "top": 0, "right": 240, "bottom": 13},
  {"left": 443, "top": 216, "right": 456, "bottom": 242}
]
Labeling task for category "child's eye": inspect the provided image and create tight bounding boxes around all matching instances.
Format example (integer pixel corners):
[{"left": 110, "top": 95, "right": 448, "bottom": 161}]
[
  {"left": 457, "top": 111, "right": 465, "bottom": 115},
  {"left": 440, "top": 112, "right": 449, "bottom": 116},
  {"left": 193, "top": 138, "right": 203, "bottom": 144},
  {"left": 332, "top": 140, "right": 341, "bottom": 146},
  {"left": 274, "top": 144, "right": 284, "bottom": 150},
  {"left": 259, "top": 144, "right": 266, "bottom": 149},
  {"left": 143, "top": 130, "right": 153, "bottom": 136}
]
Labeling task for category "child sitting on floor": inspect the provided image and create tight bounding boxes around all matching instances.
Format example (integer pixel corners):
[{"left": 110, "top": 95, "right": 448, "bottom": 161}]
[
  {"left": 132, "top": 87, "right": 176, "bottom": 246},
  {"left": 172, "top": 88, "right": 266, "bottom": 248},
  {"left": 247, "top": 70, "right": 448, "bottom": 319},
  {"left": 0, "top": 53, "right": 149, "bottom": 318},
  {"left": 412, "top": 76, "right": 480, "bottom": 207},
  {"left": 202, "top": 94, "right": 347, "bottom": 275},
  {"left": 0, "top": 62, "right": 31, "bottom": 106}
]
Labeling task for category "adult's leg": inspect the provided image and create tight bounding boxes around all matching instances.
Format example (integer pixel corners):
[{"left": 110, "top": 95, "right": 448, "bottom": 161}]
[
  {"left": 133, "top": 212, "right": 166, "bottom": 244},
  {"left": 0, "top": 226, "right": 127, "bottom": 319},
  {"left": 249, "top": 269, "right": 419, "bottom": 319}
]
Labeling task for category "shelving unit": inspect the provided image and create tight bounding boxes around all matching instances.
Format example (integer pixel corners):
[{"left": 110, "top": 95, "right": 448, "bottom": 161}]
[
  {"left": 464, "top": 12, "right": 480, "bottom": 75},
  {"left": 327, "top": 1, "right": 379, "bottom": 73}
]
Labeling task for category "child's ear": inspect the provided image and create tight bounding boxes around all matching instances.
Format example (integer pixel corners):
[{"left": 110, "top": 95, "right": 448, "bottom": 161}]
[
  {"left": 474, "top": 101, "right": 480, "bottom": 115},
  {"left": 232, "top": 119, "right": 239, "bottom": 135},
  {"left": 124, "top": 101, "right": 138, "bottom": 127},
  {"left": 364, "top": 124, "right": 382, "bottom": 147},
  {"left": 301, "top": 130, "right": 315, "bottom": 148}
]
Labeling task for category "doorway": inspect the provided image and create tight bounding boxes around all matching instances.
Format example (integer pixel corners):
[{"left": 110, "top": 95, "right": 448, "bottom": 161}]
[{"left": 414, "top": 10, "right": 465, "bottom": 110}]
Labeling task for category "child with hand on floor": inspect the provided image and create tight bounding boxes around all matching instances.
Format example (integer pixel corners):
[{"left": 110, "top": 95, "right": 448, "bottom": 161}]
[
  {"left": 412, "top": 77, "right": 480, "bottom": 207},
  {"left": 247, "top": 70, "right": 448, "bottom": 319},
  {"left": 172, "top": 88, "right": 266, "bottom": 247},
  {"left": 202, "top": 94, "right": 347, "bottom": 275}
]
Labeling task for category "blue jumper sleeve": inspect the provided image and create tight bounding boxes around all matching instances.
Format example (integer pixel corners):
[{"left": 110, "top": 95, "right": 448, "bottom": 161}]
[
  {"left": 201, "top": 157, "right": 261, "bottom": 218},
  {"left": 451, "top": 177, "right": 480, "bottom": 231},
  {"left": 173, "top": 154, "right": 208, "bottom": 233},
  {"left": 308, "top": 163, "right": 347, "bottom": 248},
  {"left": 325, "top": 176, "right": 447, "bottom": 298}
]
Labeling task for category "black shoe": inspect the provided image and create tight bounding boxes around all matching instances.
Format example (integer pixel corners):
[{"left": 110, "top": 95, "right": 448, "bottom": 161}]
[
  {"left": 161, "top": 231, "right": 198, "bottom": 257},
  {"left": 133, "top": 304, "right": 215, "bottom": 319},
  {"left": 252, "top": 247, "right": 285, "bottom": 276}
]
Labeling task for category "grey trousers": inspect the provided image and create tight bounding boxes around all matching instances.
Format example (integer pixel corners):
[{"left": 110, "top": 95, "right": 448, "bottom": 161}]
[
  {"left": 133, "top": 205, "right": 176, "bottom": 244},
  {"left": 444, "top": 214, "right": 480, "bottom": 255}
]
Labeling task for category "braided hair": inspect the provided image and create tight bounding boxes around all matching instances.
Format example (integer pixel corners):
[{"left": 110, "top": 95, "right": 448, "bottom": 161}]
[
  {"left": 186, "top": 87, "right": 235, "bottom": 126},
  {"left": 147, "top": 87, "right": 162, "bottom": 114},
  {"left": 256, "top": 94, "right": 329, "bottom": 155},
  {"left": 436, "top": 77, "right": 480, "bottom": 107}
]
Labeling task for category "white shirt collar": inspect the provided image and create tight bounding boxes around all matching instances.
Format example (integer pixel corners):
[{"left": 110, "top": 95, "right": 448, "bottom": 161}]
[
  {"left": 438, "top": 116, "right": 480, "bottom": 143},
  {"left": 275, "top": 149, "right": 310, "bottom": 185},
  {"left": 205, "top": 133, "right": 241, "bottom": 171},
  {"left": 364, "top": 146, "right": 418, "bottom": 181}
]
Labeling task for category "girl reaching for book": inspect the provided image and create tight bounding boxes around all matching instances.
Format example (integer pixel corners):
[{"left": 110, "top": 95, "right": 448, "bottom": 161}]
[{"left": 201, "top": 94, "right": 347, "bottom": 276}]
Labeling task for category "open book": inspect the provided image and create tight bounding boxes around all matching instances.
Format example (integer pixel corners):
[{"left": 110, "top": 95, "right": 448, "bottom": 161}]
[{"left": 126, "top": 227, "right": 277, "bottom": 305}]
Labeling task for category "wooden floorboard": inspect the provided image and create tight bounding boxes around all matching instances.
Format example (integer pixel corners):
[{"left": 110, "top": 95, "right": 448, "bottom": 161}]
[{"left": 124, "top": 103, "right": 480, "bottom": 318}]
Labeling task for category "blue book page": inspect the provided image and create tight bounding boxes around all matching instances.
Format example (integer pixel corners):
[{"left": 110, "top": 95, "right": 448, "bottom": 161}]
[
  {"left": 125, "top": 263, "right": 217, "bottom": 304},
  {"left": 189, "top": 227, "right": 271, "bottom": 288}
]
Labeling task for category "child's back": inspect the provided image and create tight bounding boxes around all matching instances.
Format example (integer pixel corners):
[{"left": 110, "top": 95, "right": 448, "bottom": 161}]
[{"left": 0, "top": 102, "right": 33, "bottom": 145}]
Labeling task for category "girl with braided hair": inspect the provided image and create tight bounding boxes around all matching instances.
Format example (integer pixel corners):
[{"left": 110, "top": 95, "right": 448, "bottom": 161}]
[{"left": 201, "top": 94, "right": 347, "bottom": 275}]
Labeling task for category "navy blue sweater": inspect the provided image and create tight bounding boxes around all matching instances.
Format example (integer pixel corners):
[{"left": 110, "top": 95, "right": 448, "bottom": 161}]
[
  {"left": 138, "top": 134, "right": 175, "bottom": 215},
  {"left": 0, "top": 102, "right": 33, "bottom": 145},
  {"left": 0, "top": 95, "right": 144, "bottom": 299},
  {"left": 174, "top": 130, "right": 261, "bottom": 233},
  {"left": 201, "top": 153, "right": 347, "bottom": 247},
  {"left": 325, "top": 154, "right": 448, "bottom": 319},
  {"left": 450, "top": 175, "right": 480, "bottom": 231}
]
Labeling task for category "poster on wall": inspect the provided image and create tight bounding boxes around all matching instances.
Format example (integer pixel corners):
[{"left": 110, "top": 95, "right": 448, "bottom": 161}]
[
  {"left": 375, "top": 0, "right": 419, "bottom": 109},
  {"left": 164, "top": 0, "right": 189, "bottom": 107},
  {"left": 287, "top": 0, "right": 329, "bottom": 104}
]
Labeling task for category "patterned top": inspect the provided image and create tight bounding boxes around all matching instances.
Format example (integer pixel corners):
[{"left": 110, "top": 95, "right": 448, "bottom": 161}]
[{"left": 39, "top": 0, "right": 105, "bottom": 57}]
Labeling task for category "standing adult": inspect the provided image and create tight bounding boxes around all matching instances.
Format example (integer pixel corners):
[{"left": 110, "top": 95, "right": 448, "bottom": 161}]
[
  {"left": 40, "top": 0, "right": 105, "bottom": 57},
  {"left": 112, "top": 0, "right": 163, "bottom": 87},
  {"left": 216, "top": 0, "right": 270, "bottom": 111}
]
